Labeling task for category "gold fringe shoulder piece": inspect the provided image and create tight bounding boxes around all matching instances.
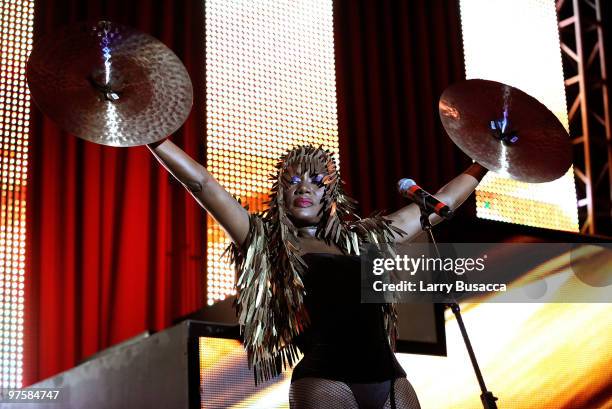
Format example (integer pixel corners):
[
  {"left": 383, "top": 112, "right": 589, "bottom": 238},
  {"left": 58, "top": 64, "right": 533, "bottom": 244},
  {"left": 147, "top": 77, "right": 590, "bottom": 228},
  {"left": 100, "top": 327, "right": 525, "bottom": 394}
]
[
  {"left": 226, "top": 213, "right": 308, "bottom": 385},
  {"left": 348, "top": 214, "right": 407, "bottom": 351}
]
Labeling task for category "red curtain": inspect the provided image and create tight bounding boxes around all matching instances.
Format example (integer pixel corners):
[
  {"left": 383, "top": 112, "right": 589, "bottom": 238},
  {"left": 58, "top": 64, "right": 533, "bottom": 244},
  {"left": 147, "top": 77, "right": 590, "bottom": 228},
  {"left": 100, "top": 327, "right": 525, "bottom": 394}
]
[
  {"left": 24, "top": 0, "right": 467, "bottom": 386},
  {"left": 24, "top": 0, "right": 207, "bottom": 385},
  {"left": 334, "top": 0, "right": 469, "bottom": 217}
]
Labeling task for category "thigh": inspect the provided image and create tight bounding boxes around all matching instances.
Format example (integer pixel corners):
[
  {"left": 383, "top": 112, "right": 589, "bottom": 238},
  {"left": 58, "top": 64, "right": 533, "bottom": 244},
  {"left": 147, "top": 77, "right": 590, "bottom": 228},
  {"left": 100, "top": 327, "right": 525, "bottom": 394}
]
[
  {"left": 383, "top": 377, "right": 421, "bottom": 409},
  {"left": 289, "top": 377, "right": 359, "bottom": 409}
]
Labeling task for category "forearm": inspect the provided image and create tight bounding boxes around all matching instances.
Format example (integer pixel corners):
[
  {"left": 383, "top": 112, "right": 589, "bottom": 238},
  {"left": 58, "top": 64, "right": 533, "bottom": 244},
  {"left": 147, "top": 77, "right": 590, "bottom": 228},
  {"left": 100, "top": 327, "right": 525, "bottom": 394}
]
[
  {"left": 147, "top": 139, "right": 250, "bottom": 246},
  {"left": 147, "top": 139, "right": 210, "bottom": 192},
  {"left": 434, "top": 162, "right": 488, "bottom": 210},
  {"left": 386, "top": 163, "right": 488, "bottom": 242}
]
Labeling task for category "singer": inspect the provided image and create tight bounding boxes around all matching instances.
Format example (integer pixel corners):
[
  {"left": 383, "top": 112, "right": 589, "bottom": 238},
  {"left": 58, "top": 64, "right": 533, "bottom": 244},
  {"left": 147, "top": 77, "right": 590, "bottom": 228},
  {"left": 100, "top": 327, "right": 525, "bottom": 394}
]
[{"left": 147, "top": 141, "right": 487, "bottom": 409}]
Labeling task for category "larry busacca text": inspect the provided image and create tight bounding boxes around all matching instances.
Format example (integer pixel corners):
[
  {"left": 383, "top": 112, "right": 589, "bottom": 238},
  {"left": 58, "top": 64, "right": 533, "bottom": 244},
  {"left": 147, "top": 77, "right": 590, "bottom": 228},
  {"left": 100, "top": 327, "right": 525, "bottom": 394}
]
[{"left": 370, "top": 255, "right": 507, "bottom": 295}]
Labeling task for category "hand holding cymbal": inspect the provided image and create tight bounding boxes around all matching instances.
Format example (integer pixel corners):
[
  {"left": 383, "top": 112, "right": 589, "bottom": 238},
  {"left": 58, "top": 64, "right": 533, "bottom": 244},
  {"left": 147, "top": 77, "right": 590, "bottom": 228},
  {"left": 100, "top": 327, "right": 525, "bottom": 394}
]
[
  {"left": 439, "top": 79, "right": 572, "bottom": 183},
  {"left": 27, "top": 20, "right": 193, "bottom": 147}
]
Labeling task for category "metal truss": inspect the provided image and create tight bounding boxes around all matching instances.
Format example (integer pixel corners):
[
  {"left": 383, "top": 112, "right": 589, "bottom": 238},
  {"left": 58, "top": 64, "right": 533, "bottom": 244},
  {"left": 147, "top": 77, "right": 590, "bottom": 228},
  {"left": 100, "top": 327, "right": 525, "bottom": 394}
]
[{"left": 557, "top": 0, "right": 611, "bottom": 235}]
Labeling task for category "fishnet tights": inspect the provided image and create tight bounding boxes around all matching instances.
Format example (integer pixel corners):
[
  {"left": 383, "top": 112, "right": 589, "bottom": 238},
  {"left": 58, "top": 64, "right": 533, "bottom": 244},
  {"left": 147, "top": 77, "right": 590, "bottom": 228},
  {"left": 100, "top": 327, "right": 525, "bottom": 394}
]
[{"left": 289, "top": 377, "right": 421, "bottom": 409}]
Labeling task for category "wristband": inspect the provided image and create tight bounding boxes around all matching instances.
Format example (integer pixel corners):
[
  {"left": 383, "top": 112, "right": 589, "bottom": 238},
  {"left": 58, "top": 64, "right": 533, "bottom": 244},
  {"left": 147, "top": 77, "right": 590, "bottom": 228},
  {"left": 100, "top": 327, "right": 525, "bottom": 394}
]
[{"left": 464, "top": 162, "right": 488, "bottom": 182}]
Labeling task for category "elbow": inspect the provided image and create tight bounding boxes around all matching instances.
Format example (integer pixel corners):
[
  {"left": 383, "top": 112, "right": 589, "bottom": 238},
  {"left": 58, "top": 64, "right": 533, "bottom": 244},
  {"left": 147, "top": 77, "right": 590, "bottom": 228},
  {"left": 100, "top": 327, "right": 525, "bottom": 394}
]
[
  {"left": 184, "top": 169, "right": 210, "bottom": 193},
  {"left": 186, "top": 179, "right": 204, "bottom": 193}
]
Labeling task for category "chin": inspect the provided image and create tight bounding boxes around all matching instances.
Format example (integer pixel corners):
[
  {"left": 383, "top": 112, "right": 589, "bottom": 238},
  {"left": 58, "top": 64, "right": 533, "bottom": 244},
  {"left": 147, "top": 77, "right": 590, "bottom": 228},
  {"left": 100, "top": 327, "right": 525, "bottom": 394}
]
[{"left": 288, "top": 209, "right": 321, "bottom": 226}]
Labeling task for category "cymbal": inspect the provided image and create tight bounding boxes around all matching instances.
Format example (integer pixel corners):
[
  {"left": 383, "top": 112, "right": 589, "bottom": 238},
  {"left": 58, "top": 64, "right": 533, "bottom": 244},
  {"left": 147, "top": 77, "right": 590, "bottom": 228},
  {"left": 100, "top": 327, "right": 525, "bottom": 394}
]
[
  {"left": 439, "top": 79, "right": 572, "bottom": 183},
  {"left": 27, "top": 21, "right": 193, "bottom": 147}
]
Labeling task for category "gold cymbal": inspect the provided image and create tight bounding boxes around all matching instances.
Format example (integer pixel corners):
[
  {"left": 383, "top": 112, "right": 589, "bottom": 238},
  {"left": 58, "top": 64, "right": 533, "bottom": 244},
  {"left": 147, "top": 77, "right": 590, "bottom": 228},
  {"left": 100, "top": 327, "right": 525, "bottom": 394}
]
[
  {"left": 439, "top": 79, "right": 572, "bottom": 183},
  {"left": 27, "top": 21, "right": 193, "bottom": 147}
]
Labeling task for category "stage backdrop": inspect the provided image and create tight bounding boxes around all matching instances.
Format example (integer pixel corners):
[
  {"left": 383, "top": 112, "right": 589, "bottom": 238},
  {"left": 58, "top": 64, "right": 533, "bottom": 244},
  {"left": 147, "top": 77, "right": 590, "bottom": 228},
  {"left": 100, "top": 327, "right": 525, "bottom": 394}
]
[
  {"left": 334, "top": 0, "right": 468, "bottom": 215},
  {"left": 24, "top": 0, "right": 467, "bottom": 385},
  {"left": 24, "top": 0, "right": 209, "bottom": 384}
]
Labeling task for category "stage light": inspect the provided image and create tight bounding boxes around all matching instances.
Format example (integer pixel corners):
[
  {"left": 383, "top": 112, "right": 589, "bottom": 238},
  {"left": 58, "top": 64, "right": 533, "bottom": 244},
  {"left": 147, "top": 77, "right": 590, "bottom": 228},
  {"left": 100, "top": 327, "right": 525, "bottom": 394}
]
[
  {"left": 0, "top": 0, "right": 33, "bottom": 388},
  {"left": 204, "top": 0, "right": 340, "bottom": 307},
  {"left": 460, "top": 0, "right": 578, "bottom": 232}
]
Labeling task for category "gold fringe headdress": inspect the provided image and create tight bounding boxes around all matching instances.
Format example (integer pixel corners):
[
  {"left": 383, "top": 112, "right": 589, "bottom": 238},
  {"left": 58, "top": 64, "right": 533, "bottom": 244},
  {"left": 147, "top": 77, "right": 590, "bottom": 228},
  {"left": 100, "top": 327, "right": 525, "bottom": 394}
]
[{"left": 227, "top": 145, "right": 405, "bottom": 384}]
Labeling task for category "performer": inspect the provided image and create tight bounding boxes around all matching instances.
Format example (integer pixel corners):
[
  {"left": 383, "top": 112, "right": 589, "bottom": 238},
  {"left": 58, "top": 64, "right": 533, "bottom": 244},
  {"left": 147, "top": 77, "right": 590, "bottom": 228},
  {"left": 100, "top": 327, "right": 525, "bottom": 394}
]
[
  {"left": 147, "top": 141, "right": 487, "bottom": 409},
  {"left": 24, "top": 20, "right": 567, "bottom": 408}
]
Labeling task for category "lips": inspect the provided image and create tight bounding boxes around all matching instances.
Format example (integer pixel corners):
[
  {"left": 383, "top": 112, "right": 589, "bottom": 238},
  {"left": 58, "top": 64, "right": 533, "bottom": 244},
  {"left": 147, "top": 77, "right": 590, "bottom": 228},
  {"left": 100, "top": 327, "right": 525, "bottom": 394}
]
[{"left": 294, "top": 198, "right": 313, "bottom": 207}]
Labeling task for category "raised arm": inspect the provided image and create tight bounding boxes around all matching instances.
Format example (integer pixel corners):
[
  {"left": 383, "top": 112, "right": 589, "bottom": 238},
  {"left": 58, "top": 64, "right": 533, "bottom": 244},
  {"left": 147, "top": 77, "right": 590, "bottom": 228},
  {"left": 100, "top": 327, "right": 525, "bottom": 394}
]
[
  {"left": 385, "top": 163, "right": 488, "bottom": 243},
  {"left": 147, "top": 139, "right": 250, "bottom": 246}
]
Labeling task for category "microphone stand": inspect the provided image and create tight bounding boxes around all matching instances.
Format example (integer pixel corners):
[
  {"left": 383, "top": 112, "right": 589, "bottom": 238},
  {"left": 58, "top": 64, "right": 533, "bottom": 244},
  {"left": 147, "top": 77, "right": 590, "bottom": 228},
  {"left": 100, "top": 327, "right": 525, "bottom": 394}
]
[{"left": 416, "top": 205, "right": 498, "bottom": 409}]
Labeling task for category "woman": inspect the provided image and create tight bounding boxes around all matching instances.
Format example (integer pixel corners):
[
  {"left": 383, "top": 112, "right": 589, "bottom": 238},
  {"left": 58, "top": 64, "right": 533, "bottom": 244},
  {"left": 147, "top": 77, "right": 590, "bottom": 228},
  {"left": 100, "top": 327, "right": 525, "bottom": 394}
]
[{"left": 148, "top": 141, "right": 487, "bottom": 408}]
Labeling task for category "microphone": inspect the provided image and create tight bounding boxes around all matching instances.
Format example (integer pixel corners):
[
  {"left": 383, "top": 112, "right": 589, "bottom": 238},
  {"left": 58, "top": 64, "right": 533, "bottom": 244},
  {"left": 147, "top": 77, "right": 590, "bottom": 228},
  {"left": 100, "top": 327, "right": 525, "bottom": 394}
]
[{"left": 397, "top": 178, "right": 453, "bottom": 219}]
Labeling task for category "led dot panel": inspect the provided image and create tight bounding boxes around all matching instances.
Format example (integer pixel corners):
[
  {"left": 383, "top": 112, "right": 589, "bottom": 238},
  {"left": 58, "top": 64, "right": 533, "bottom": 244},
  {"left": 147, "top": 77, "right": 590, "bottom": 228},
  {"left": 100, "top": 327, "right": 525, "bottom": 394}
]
[
  {"left": 459, "top": 0, "right": 579, "bottom": 232},
  {"left": 205, "top": 0, "right": 339, "bottom": 305},
  {"left": 199, "top": 337, "right": 294, "bottom": 408},
  {"left": 0, "top": 0, "right": 33, "bottom": 389}
]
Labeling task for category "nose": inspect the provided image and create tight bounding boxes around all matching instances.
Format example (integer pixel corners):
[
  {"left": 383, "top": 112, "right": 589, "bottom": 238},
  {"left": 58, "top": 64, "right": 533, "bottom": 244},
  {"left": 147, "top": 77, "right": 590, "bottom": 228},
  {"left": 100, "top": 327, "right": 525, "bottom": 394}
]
[{"left": 295, "top": 180, "right": 313, "bottom": 195}]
